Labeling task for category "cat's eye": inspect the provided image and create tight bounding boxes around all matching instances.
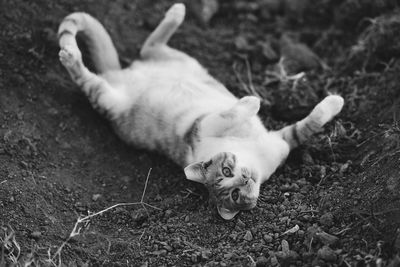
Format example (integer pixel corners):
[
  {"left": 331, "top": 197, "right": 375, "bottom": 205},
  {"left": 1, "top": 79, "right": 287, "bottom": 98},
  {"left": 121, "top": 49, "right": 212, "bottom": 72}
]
[
  {"left": 231, "top": 188, "right": 240, "bottom": 201},
  {"left": 222, "top": 167, "right": 232, "bottom": 177}
]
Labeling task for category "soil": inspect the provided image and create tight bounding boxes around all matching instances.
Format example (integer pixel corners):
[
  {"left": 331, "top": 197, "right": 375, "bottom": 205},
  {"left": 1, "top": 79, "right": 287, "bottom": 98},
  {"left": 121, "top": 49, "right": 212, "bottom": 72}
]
[{"left": 1, "top": 0, "right": 400, "bottom": 266}]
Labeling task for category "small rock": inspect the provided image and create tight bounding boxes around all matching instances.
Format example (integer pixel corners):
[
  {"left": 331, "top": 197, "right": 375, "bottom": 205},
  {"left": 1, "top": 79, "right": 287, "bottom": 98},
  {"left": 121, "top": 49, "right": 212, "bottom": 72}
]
[
  {"left": 92, "top": 194, "right": 101, "bottom": 201},
  {"left": 229, "top": 233, "right": 238, "bottom": 240},
  {"left": 281, "top": 239, "right": 290, "bottom": 252},
  {"left": 244, "top": 230, "right": 253, "bottom": 241},
  {"left": 270, "top": 255, "right": 279, "bottom": 266},
  {"left": 224, "top": 252, "right": 233, "bottom": 259},
  {"left": 256, "top": 256, "right": 269, "bottom": 267},
  {"left": 9, "top": 196, "right": 15, "bottom": 203},
  {"left": 263, "top": 234, "right": 273, "bottom": 243},
  {"left": 316, "top": 231, "right": 339, "bottom": 245},
  {"left": 236, "top": 219, "right": 246, "bottom": 228},
  {"left": 317, "top": 246, "right": 337, "bottom": 261},
  {"left": 30, "top": 231, "right": 41, "bottom": 240},
  {"left": 184, "top": 215, "right": 190, "bottom": 222},
  {"left": 201, "top": 249, "right": 212, "bottom": 260},
  {"left": 319, "top": 212, "right": 334, "bottom": 227},
  {"left": 164, "top": 209, "right": 173, "bottom": 217},
  {"left": 152, "top": 249, "right": 167, "bottom": 256},
  {"left": 187, "top": 0, "right": 219, "bottom": 25},
  {"left": 302, "top": 150, "right": 314, "bottom": 165},
  {"left": 235, "top": 35, "right": 253, "bottom": 51},
  {"left": 164, "top": 245, "right": 173, "bottom": 252}
]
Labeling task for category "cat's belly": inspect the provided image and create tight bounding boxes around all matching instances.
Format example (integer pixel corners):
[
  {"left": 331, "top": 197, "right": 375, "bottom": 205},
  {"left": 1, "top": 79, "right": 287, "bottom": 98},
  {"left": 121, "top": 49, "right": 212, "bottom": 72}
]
[{"left": 111, "top": 72, "right": 237, "bottom": 165}]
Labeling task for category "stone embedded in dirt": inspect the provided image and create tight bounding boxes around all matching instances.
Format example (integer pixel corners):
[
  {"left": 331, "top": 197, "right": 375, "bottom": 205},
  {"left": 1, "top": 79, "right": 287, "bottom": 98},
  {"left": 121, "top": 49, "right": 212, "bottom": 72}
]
[
  {"left": 256, "top": 256, "right": 269, "bottom": 267},
  {"left": 236, "top": 218, "right": 246, "bottom": 228},
  {"left": 184, "top": 215, "right": 190, "bottom": 222},
  {"left": 317, "top": 246, "right": 337, "bottom": 262},
  {"left": 319, "top": 212, "right": 334, "bottom": 227},
  {"left": 164, "top": 209, "right": 173, "bottom": 217},
  {"left": 280, "top": 34, "right": 327, "bottom": 74},
  {"left": 284, "top": 0, "right": 309, "bottom": 22},
  {"left": 30, "top": 231, "right": 41, "bottom": 240},
  {"left": 260, "top": 41, "right": 280, "bottom": 63},
  {"left": 263, "top": 234, "right": 273, "bottom": 243},
  {"left": 187, "top": 0, "right": 219, "bottom": 26},
  {"left": 234, "top": 35, "right": 253, "bottom": 51},
  {"left": 152, "top": 249, "right": 167, "bottom": 256},
  {"left": 92, "top": 194, "right": 101, "bottom": 201},
  {"left": 224, "top": 252, "right": 233, "bottom": 259},
  {"left": 302, "top": 150, "right": 314, "bottom": 165},
  {"left": 270, "top": 255, "right": 279, "bottom": 266},
  {"left": 201, "top": 249, "right": 212, "bottom": 260},
  {"left": 191, "top": 251, "right": 202, "bottom": 263},
  {"left": 244, "top": 230, "right": 253, "bottom": 241},
  {"left": 281, "top": 239, "right": 290, "bottom": 252},
  {"left": 316, "top": 231, "right": 339, "bottom": 246}
]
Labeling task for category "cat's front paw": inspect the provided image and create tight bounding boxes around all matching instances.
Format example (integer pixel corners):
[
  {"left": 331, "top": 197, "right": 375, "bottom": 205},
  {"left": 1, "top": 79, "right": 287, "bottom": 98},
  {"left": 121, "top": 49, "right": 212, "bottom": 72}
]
[
  {"left": 310, "top": 95, "right": 344, "bottom": 126},
  {"left": 59, "top": 45, "right": 82, "bottom": 68},
  {"left": 165, "top": 3, "right": 186, "bottom": 24}
]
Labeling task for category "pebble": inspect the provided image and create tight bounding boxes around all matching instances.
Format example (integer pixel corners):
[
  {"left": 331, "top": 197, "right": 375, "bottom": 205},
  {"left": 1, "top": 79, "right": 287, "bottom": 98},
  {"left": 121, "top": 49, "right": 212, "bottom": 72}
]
[
  {"left": 184, "top": 215, "right": 190, "bottom": 222},
  {"left": 244, "top": 230, "right": 253, "bottom": 241},
  {"left": 317, "top": 246, "right": 337, "bottom": 261},
  {"left": 152, "top": 249, "right": 167, "bottom": 256},
  {"left": 224, "top": 252, "right": 233, "bottom": 259},
  {"left": 201, "top": 249, "right": 212, "bottom": 260},
  {"left": 256, "top": 256, "right": 269, "bottom": 267},
  {"left": 270, "top": 255, "right": 279, "bottom": 266},
  {"left": 319, "top": 212, "right": 334, "bottom": 227},
  {"left": 164, "top": 209, "right": 173, "bottom": 217},
  {"left": 281, "top": 239, "right": 290, "bottom": 252},
  {"left": 263, "top": 234, "right": 273, "bottom": 243},
  {"left": 316, "top": 231, "right": 339, "bottom": 245},
  {"left": 30, "top": 231, "right": 41, "bottom": 240},
  {"left": 236, "top": 219, "right": 246, "bottom": 228},
  {"left": 92, "top": 194, "right": 101, "bottom": 201}
]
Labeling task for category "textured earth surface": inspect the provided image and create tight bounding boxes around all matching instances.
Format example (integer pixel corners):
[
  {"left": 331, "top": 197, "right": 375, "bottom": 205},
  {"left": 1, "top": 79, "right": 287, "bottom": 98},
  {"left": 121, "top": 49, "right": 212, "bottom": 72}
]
[{"left": 1, "top": 0, "right": 400, "bottom": 266}]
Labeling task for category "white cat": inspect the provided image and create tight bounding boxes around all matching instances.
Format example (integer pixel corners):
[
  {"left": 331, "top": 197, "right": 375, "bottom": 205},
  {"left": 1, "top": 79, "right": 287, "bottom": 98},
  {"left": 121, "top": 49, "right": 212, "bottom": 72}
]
[{"left": 58, "top": 3, "right": 344, "bottom": 220}]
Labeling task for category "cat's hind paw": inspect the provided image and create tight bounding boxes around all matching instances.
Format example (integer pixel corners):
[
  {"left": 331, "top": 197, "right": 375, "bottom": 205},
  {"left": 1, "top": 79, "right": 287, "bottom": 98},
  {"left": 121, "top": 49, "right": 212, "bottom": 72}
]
[
  {"left": 59, "top": 44, "right": 82, "bottom": 68},
  {"left": 165, "top": 3, "right": 186, "bottom": 24},
  {"left": 310, "top": 95, "right": 344, "bottom": 126}
]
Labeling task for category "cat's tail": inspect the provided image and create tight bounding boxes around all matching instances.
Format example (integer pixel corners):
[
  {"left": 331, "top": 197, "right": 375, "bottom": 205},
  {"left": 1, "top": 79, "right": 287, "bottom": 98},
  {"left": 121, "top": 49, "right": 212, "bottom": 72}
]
[{"left": 58, "top": 12, "right": 121, "bottom": 73}]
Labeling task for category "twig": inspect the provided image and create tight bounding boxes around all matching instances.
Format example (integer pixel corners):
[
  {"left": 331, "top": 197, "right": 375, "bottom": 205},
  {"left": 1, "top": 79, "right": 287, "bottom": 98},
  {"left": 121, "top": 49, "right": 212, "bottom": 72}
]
[
  {"left": 247, "top": 255, "right": 256, "bottom": 266},
  {"left": 52, "top": 168, "right": 160, "bottom": 265},
  {"left": 141, "top": 168, "right": 152, "bottom": 203},
  {"left": 0, "top": 180, "right": 7, "bottom": 186}
]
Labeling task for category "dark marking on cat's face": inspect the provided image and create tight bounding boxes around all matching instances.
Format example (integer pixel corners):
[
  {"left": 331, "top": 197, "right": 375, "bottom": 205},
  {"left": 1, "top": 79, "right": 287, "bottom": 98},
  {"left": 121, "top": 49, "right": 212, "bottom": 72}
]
[{"left": 184, "top": 152, "right": 259, "bottom": 220}]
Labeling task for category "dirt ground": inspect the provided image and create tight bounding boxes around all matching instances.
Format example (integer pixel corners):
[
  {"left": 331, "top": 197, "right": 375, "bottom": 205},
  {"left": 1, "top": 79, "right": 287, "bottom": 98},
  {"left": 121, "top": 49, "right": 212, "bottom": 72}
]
[{"left": 1, "top": 0, "right": 400, "bottom": 266}]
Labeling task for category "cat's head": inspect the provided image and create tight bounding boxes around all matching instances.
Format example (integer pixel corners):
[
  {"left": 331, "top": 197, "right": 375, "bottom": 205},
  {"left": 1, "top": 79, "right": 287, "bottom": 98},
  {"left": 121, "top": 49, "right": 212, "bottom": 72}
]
[{"left": 184, "top": 152, "right": 260, "bottom": 220}]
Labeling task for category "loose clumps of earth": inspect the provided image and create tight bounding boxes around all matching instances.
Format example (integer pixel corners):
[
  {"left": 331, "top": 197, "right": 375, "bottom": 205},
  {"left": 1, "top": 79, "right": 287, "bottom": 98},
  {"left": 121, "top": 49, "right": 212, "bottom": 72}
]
[{"left": 1, "top": 0, "right": 400, "bottom": 266}]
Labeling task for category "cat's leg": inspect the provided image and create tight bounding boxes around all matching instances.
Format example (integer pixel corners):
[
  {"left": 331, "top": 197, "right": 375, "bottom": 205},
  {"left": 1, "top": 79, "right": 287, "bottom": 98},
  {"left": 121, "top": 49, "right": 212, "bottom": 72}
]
[
  {"left": 59, "top": 44, "right": 128, "bottom": 118},
  {"left": 276, "top": 95, "right": 344, "bottom": 149},
  {"left": 140, "top": 3, "right": 189, "bottom": 61}
]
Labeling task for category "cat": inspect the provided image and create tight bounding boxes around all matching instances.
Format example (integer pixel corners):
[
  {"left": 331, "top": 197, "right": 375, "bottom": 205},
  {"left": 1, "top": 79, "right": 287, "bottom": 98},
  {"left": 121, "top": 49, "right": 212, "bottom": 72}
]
[{"left": 58, "top": 3, "right": 344, "bottom": 220}]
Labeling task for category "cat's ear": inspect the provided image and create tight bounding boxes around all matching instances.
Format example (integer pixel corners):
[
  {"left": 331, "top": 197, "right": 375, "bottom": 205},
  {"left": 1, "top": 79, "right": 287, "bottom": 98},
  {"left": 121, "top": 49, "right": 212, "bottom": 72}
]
[
  {"left": 184, "top": 162, "right": 206, "bottom": 184},
  {"left": 217, "top": 206, "right": 239, "bottom": 220}
]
